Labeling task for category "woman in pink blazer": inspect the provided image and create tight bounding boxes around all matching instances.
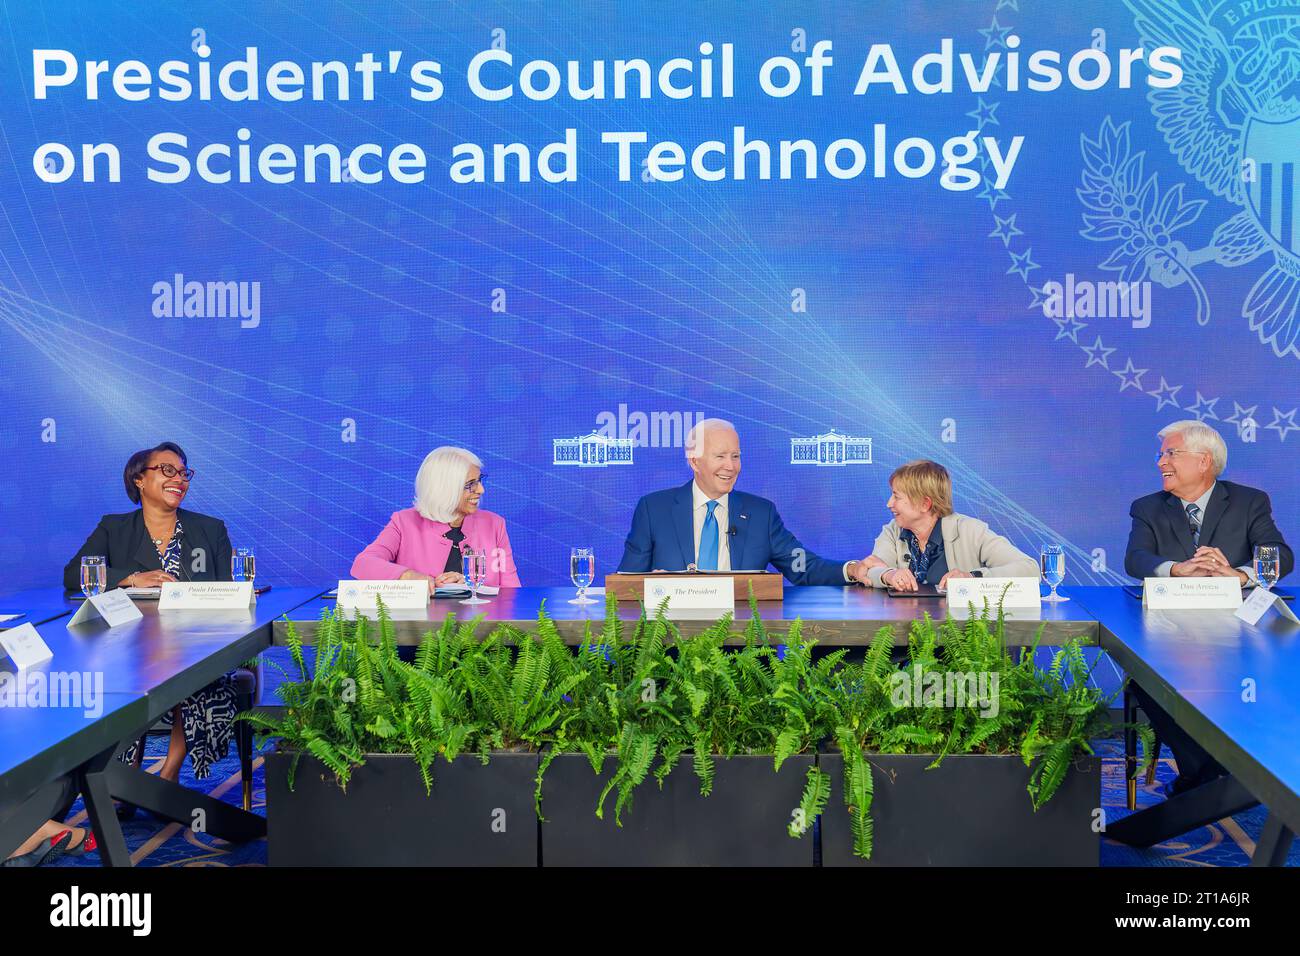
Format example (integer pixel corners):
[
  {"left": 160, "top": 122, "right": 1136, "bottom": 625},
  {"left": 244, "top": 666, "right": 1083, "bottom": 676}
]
[{"left": 351, "top": 446, "right": 521, "bottom": 590}]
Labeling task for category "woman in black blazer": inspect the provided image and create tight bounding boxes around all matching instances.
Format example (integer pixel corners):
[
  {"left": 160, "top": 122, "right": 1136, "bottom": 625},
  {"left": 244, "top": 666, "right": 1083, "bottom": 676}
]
[{"left": 63, "top": 442, "right": 240, "bottom": 787}]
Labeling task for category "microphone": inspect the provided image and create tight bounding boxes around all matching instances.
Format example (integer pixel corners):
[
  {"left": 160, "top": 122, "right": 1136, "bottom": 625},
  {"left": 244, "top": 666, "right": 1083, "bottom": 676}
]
[{"left": 727, "top": 525, "right": 737, "bottom": 537}]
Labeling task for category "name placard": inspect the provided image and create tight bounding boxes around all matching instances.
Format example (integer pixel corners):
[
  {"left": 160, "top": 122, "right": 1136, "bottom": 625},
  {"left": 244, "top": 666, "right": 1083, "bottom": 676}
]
[
  {"left": 159, "top": 581, "right": 255, "bottom": 610},
  {"left": 945, "top": 577, "right": 1041, "bottom": 609},
  {"left": 644, "top": 576, "right": 735, "bottom": 611},
  {"left": 336, "top": 580, "right": 429, "bottom": 610},
  {"left": 1143, "top": 577, "right": 1242, "bottom": 609},
  {"left": 67, "top": 589, "right": 143, "bottom": 628},
  {"left": 1234, "top": 587, "right": 1300, "bottom": 626},
  {"left": 0, "top": 622, "right": 54, "bottom": 670}
]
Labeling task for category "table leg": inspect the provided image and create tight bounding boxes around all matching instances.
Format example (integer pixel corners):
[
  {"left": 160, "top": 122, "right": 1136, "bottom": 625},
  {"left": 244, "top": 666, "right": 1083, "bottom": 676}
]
[
  {"left": 1124, "top": 683, "right": 1137, "bottom": 811},
  {"left": 105, "top": 759, "right": 266, "bottom": 843},
  {"left": 1251, "top": 812, "right": 1296, "bottom": 867},
  {"left": 78, "top": 747, "right": 132, "bottom": 867},
  {"left": 1108, "top": 773, "right": 1258, "bottom": 848}
]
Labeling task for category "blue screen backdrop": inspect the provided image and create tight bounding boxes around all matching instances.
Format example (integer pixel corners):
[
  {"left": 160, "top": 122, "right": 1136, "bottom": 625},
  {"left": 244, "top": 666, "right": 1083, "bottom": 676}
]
[{"left": 0, "top": 0, "right": 1296, "bottom": 592}]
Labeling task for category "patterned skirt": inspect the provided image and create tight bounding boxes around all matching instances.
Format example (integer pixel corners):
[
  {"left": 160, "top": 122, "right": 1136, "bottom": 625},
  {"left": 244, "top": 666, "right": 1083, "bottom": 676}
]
[{"left": 120, "top": 672, "right": 239, "bottom": 779}]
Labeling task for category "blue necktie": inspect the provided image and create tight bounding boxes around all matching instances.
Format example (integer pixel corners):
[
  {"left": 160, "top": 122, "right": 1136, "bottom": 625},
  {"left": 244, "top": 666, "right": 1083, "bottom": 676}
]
[
  {"left": 698, "top": 500, "right": 719, "bottom": 570},
  {"left": 1186, "top": 502, "right": 1201, "bottom": 547}
]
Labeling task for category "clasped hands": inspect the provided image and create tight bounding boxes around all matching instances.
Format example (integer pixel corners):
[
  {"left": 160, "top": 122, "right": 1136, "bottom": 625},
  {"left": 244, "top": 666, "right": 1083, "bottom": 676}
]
[{"left": 1170, "top": 546, "right": 1247, "bottom": 584}]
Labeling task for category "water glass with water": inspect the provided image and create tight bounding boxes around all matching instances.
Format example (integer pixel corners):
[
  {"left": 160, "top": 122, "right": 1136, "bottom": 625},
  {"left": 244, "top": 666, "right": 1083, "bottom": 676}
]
[
  {"left": 1039, "top": 544, "right": 1069, "bottom": 603},
  {"left": 460, "top": 548, "right": 489, "bottom": 605},
  {"left": 569, "top": 547, "right": 596, "bottom": 605},
  {"left": 1254, "top": 545, "right": 1280, "bottom": 589},
  {"left": 80, "top": 555, "right": 107, "bottom": 598}
]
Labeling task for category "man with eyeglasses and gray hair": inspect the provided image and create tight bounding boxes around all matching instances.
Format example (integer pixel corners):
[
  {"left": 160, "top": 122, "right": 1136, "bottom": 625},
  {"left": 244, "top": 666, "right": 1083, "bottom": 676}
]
[{"left": 1124, "top": 419, "right": 1293, "bottom": 795}]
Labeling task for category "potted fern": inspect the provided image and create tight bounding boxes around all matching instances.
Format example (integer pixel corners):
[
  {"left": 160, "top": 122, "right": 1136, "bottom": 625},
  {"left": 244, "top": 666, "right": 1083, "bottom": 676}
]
[
  {"left": 246, "top": 604, "right": 577, "bottom": 866},
  {"left": 537, "top": 594, "right": 822, "bottom": 866},
  {"left": 815, "top": 604, "right": 1110, "bottom": 866}
]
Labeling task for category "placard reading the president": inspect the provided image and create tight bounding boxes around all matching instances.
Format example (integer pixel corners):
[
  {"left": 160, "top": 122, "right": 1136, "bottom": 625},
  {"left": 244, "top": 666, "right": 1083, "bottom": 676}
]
[
  {"left": 336, "top": 580, "right": 429, "bottom": 610},
  {"left": 67, "top": 589, "right": 143, "bottom": 628},
  {"left": 945, "top": 577, "right": 1041, "bottom": 609},
  {"left": 644, "top": 576, "right": 735, "bottom": 611},
  {"left": 1143, "top": 578, "right": 1243, "bottom": 610},
  {"left": 158, "top": 582, "right": 255, "bottom": 610}
]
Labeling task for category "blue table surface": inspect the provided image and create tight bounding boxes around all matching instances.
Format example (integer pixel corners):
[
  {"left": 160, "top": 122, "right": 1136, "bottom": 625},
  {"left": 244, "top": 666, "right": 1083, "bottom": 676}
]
[
  {"left": 1070, "top": 586, "right": 1300, "bottom": 819},
  {"left": 0, "top": 588, "right": 85, "bottom": 628},
  {"left": 0, "top": 691, "right": 147, "bottom": 801}
]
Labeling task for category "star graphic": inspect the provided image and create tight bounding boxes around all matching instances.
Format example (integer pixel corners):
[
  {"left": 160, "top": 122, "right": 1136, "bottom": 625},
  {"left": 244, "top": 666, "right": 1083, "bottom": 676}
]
[
  {"left": 1053, "top": 316, "right": 1087, "bottom": 343},
  {"left": 980, "top": 16, "right": 1013, "bottom": 50},
  {"left": 996, "top": 0, "right": 1020, "bottom": 10},
  {"left": 1223, "top": 401, "right": 1259, "bottom": 431},
  {"left": 1026, "top": 285, "right": 1048, "bottom": 311},
  {"left": 1006, "top": 247, "right": 1039, "bottom": 281},
  {"left": 1148, "top": 377, "right": 1182, "bottom": 411},
  {"left": 979, "top": 180, "right": 1010, "bottom": 210},
  {"left": 1081, "top": 336, "right": 1115, "bottom": 369},
  {"left": 1185, "top": 392, "right": 1220, "bottom": 422},
  {"left": 1112, "top": 358, "right": 1148, "bottom": 393},
  {"left": 989, "top": 213, "right": 1023, "bottom": 247},
  {"left": 1267, "top": 407, "right": 1299, "bottom": 442},
  {"left": 966, "top": 98, "right": 1000, "bottom": 129}
]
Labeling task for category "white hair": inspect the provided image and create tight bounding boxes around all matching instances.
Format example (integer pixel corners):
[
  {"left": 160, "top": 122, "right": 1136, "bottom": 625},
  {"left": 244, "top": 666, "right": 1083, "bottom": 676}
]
[
  {"left": 1158, "top": 420, "right": 1227, "bottom": 476},
  {"left": 684, "top": 417, "right": 737, "bottom": 460},
  {"left": 413, "top": 446, "right": 482, "bottom": 523}
]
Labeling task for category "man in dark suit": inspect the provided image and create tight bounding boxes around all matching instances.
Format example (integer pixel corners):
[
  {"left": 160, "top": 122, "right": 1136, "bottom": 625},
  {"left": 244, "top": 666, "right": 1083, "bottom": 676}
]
[
  {"left": 618, "top": 418, "right": 873, "bottom": 586},
  {"left": 1124, "top": 420, "right": 1293, "bottom": 793}
]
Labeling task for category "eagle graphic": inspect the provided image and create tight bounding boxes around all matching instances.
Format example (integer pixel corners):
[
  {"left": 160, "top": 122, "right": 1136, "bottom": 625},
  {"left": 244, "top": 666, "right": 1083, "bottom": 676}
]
[{"left": 1119, "top": 0, "right": 1300, "bottom": 359}]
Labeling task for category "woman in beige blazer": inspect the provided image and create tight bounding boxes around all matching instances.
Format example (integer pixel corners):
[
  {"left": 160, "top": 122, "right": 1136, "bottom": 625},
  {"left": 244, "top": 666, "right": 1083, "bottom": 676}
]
[{"left": 865, "top": 460, "right": 1037, "bottom": 591}]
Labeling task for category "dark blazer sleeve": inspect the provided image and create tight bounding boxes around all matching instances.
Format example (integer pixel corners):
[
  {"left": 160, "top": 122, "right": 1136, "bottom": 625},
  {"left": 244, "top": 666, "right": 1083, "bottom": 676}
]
[
  {"left": 208, "top": 518, "right": 234, "bottom": 582},
  {"left": 1124, "top": 499, "right": 1165, "bottom": 580},
  {"left": 764, "top": 503, "right": 846, "bottom": 586},
  {"left": 63, "top": 517, "right": 128, "bottom": 590},
  {"left": 1245, "top": 491, "right": 1293, "bottom": 581},
  {"left": 617, "top": 496, "right": 654, "bottom": 573}
]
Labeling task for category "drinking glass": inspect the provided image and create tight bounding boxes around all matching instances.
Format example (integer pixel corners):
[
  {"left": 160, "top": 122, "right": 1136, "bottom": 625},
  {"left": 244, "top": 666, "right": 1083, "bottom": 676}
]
[
  {"left": 1254, "top": 545, "right": 1280, "bottom": 590},
  {"left": 460, "top": 548, "right": 489, "bottom": 605},
  {"left": 569, "top": 547, "right": 596, "bottom": 605},
  {"left": 1039, "top": 544, "right": 1069, "bottom": 603},
  {"left": 231, "top": 546, "right": 256, "bottom": 582},
  {"left": 80, "top": 555, "right": 107, "bottom": 597}
]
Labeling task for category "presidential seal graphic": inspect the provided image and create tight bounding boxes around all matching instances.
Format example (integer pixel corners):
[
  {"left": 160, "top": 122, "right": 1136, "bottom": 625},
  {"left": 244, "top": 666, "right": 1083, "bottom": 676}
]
[{"left": 1079, "top": 0, "right": 1300, "bottom": 360}]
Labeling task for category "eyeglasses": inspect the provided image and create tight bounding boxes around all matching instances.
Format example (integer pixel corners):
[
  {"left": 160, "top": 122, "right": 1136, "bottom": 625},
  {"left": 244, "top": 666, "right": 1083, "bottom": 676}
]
[
  {"left": 1155, "top": 449, "right": 1204, "bottom": 464},
  {"left": 464, "top": 475, "right": 486, "bottom": 492},
  {"left": 145, "top": 464, "right": 196, "bottom": 481}
]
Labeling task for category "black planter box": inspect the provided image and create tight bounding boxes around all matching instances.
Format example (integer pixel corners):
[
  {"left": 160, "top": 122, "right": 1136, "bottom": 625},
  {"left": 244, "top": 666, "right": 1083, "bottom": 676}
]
[
  {"left": 264, "top": 750, "right": 539, "bottom": 866},
  {"left": 819, "top": 752, "right": 1100, "bottom": 866},
  {"left": 539, "top": 752, "right": 814, "bottom": 866}
]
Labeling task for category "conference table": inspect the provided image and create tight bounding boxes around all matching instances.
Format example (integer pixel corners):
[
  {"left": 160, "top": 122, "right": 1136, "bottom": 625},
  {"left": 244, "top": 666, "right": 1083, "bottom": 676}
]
[
  {"left": 0, "top": 587, "right": 322, "bottom": 866},
  {"left": 1, "top": 583, "right": 1297, "bottom": 866},
  {"left": 272, "top": 585, "right": 1101, "bottom": 646},
  {"left": 1070, "top": 586, "right": 1300, "bottom": 867}
]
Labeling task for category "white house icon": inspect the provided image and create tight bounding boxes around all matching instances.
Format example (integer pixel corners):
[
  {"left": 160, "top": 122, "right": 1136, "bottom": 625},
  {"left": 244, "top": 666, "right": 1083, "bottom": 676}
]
[
  {"left": 790, "top": 430, "right": 873, "bottom": 466},
  {"left": 553, "top": 431, "right": 635, "bottom": 467}
]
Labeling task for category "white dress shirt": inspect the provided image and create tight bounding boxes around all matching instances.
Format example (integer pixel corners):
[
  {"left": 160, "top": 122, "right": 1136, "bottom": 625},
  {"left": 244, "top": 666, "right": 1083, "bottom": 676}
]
[{"left": 692, "top": 481, "right": 731, "bottom": 570}]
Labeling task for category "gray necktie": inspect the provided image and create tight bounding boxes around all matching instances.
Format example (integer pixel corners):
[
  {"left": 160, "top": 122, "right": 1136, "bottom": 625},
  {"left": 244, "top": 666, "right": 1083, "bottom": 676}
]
[{"left": 1185, "top": 502, "right": 1201, "bottom": 547}]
